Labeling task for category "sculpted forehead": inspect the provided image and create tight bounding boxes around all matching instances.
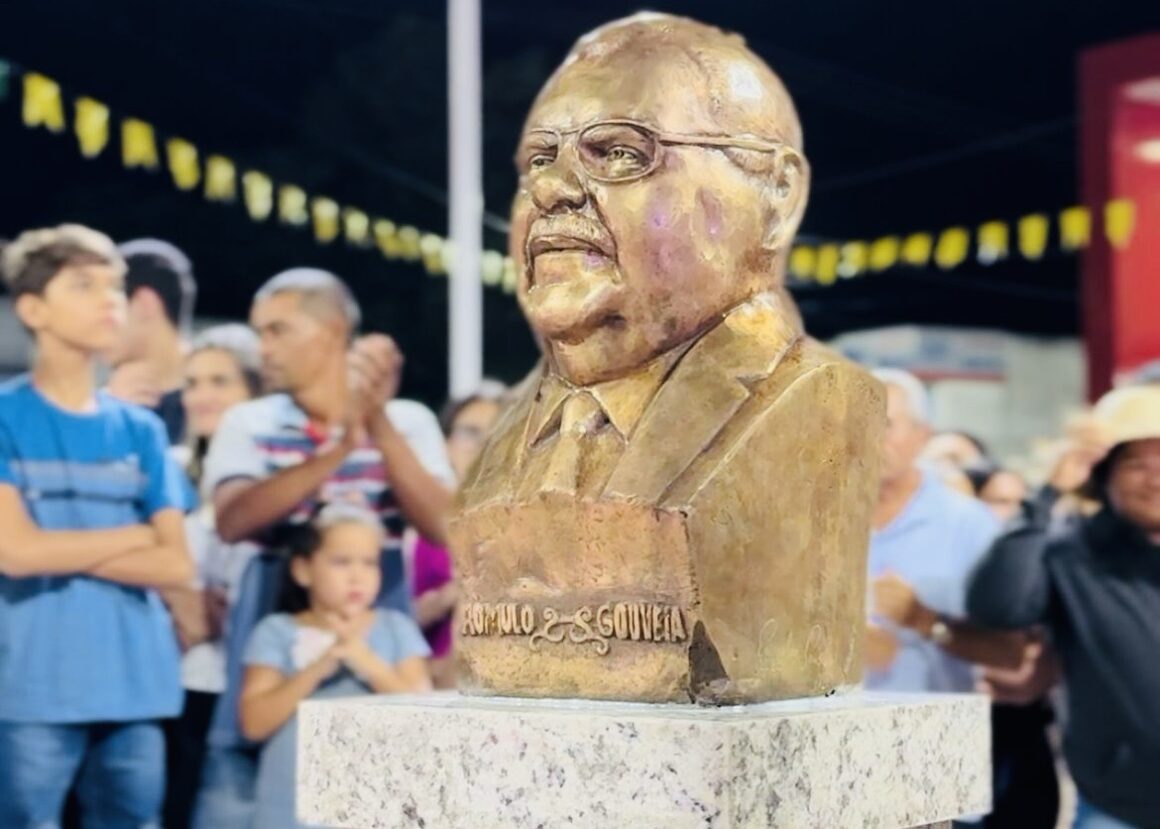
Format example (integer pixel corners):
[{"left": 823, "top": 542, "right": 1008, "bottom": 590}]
[{"left": 526, "top": 17, "right": 802, "bottom": 148}]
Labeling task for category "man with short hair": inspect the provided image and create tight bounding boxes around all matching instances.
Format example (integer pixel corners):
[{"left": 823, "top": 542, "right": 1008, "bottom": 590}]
[
  {"left": 193, "top": 267, "right": 453, "bottom": 828},
  {"left": 864, "top": 368, "right": 1009, "bottom": 692},
  {"left": 106, "top": 238, "right": 198, "bottom": 443},
  {"left": 0, "top": 224, "right": 192, "bottom": 827}
]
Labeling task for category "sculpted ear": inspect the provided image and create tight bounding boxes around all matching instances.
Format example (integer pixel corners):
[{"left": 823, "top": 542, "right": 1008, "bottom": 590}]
[{"left": 762, "top": 149, "right": 809, "bottom": 253}]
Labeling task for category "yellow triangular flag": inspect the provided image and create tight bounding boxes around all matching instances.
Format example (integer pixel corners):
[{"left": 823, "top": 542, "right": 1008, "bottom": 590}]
[
  {"left": 204, "top": 156, "right": 236, "bottom": 202},
  {"left": 977, "top": 221, "right": 1009, "bottom": 264},
  {"left": 1059, "top": 206, "right": 1091, "bottom": 251},
  {"left": 420, "top": 233, "right": 446, "bottom": 274},
  {"left": 788, "top": 246, "right": 816, "bottom": 281},
  {"left": 869, "top": 237, "right": 900, "bottom": 272},
  {"left": 934, "top": 227, "right": 970, "bottom": 270},
  {"left": 501, "top": 256, "right": 519, "bottom": 294},
  {"left": 166, "top": 139, "right": 200, "bottom": 191},
  {"left": 278, "top": 185, "right": 309, "bottom": 226},
  {"left": 1105, "top": 199, "right": 1136, "bottom": 249},
  {"left": 74, "top": 97, "right": 109, "bottom": 158},
  {"left": 373, "top": 219, "right": 402, "bottom": 258},
  {"left": 121, "top": 118, "right": 160, "bottom": 170},
  {"left": 22, "top": 73, "right": 65, "bottom": 132},
  {"left": 242, "top": 171, "right": 273, "bottom": 221},
  {"left": 481, "top": 250, "right": 505, "bottom": 286},
  {"left": 397, "top": 226, "right": 422, "bottom": 261},
  {"left": 815, "top": 244, "right": 840, "bottom": 285},
  {"left": 838, "top": 242, "right": 868, "bottom": 278},
  {"left": 342, "top": 208, "right": 370, "bottom": 246},
  {"left": 312, "top": 197, "right": 340, "bottom": 243},
  {"left": 1018, "top": 214, "right": 1049, "bottom": 260},
  {"left": 439, "top": 239, "right": 456, "bottom": 274},
  {"left": 900, "top": 233, "right": 933, "bottom": 267}
]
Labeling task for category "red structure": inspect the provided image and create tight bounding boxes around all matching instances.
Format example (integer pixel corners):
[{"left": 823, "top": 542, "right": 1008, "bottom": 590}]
[{"left": 1080, "top": 33, "right": 1160, "bottom": 398}]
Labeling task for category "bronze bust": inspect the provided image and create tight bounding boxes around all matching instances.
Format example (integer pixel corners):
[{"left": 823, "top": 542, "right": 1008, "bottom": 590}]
[{"left": 450, "top": 13, "right": 883, "bottom": 704}]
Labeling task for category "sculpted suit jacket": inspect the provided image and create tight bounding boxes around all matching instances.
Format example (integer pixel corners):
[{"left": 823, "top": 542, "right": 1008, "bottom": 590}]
[{"left": 450, "top": 292, "right": 884, "bottom": 704}]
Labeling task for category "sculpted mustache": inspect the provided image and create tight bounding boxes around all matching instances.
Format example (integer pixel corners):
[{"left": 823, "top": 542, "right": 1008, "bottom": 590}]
[{"left": 525, "top": 219, "right": 615, "bottom": 258}]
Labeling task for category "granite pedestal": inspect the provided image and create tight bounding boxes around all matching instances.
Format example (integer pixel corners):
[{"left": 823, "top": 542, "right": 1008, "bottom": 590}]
[{"left": 299, "top": 691, "right": 990, "bottom": 828}]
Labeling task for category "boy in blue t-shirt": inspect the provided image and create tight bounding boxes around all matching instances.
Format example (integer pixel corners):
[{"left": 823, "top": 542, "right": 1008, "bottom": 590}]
[{"left": 0, "top": 224, "right": 193, "bottom": 827}]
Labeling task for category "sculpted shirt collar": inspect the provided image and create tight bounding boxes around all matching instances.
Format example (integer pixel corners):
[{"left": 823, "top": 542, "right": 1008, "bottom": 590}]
[
  {"left": 527, "top": 292, "right": 801, "bottom": 446},
  {"left": 529, "top": 345, "right": 688, "bottom": 446}
]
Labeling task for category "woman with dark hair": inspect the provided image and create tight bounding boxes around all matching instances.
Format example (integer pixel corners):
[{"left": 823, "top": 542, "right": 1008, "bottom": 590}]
[
  {"left": 969, "top": 386, "right": 1160, "bottom": 829},
  {"left": 164, "top": 324, "right": 262, "bottom": 829},
  {"left": 966, "top": 466, "right": 1030, "bottom": 526}
]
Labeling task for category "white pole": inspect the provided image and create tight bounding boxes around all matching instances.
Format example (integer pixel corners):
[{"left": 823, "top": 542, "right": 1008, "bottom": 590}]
[{"left": 448, "top": 0, "right": 484, "bottom": 400}]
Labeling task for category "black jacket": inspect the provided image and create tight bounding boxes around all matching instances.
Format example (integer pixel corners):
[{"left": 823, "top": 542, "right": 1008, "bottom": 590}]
[{"left": 968, "top": 503, "right": 1160, "bottom": 828}]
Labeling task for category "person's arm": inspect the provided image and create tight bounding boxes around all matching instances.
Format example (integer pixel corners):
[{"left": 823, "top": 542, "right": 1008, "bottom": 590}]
[
  {"left": 368, "top": 410, "right": 452, "bottom": 547},
  {"left": 0, "top": 485, "right": 156, "bottom": 578},
  {"left": 214, "top": 433, "right": 357, "bottom": 544},
  {"left": 238, "top": 655, "right": 340, "bottom": 742},
  {"left": 966, "top": 523, "right": 1054, "bottom": 630},
  {"left": 979, "top": 639, "right": 1061, "bottom": 704},
  {"left": 339, "top": 639, "right": 431, "bottom": 694},
  {"left": 88, "top": 508, "right": 195, "bottom": 588},
  {"left": 202, "top": 402, "right": 352, "bottom": 545},
  {"left": 88, "top": 414, "right": 196, "bottom": 588},
  {"left": 903, "top": 601, "right": 1026, "bottom": 670},
  {"left": 413, "top": 581, "right": 457, "bottom": 628},
  {"left": 348, "top": 336, "right": 454, "bottom": 547},
  {"left": 872, "top": 573, "right": 1026, "bottom": 669},
  {"left": 161, "top": 587, "right": 212, "bottom": 651}
]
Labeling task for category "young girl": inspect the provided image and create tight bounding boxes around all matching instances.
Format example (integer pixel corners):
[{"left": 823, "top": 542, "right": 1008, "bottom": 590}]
[{"left": 239, "top": 504, "right": 431, "bottom": 829}]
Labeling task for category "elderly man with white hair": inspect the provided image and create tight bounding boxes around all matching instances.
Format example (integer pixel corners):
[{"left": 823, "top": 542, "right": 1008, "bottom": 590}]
[{"left": 864, "top": 368, "right": 1006, "bottom": 693}]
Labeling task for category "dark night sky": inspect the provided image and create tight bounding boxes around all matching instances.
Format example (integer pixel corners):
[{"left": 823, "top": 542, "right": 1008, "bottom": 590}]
[{"left": 1, "top": 0, "right": 1158, "bottom": 405}]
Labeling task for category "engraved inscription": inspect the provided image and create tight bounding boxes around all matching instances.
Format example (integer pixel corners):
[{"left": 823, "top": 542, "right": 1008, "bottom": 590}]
[{"left": 461, "top": 602, "right": 688, "bottom": 656}]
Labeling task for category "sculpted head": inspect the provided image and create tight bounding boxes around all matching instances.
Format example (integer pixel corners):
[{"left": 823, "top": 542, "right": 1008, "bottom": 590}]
[{"left": 511, "top": 13, "right": 809, "bottom": 386}]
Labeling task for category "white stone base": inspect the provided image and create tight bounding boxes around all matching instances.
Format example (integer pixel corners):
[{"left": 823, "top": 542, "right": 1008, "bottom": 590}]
[{"left": 299, "top": 691, "right": 990, "bottom": 828}]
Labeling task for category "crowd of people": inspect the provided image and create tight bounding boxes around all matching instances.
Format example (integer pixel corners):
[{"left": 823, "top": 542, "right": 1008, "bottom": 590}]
[
  {"left": 0, "top": 224, "right": 504, "bottom": 829},
  {"left": 0, "top": 222, "right": 1157, "bottom": 829},
  {"left": 866, "top": 370, "right": 1160, "bottom": 829}
]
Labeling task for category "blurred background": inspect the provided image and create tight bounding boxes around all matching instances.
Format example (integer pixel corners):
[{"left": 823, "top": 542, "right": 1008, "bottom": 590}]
[{"left": 2, "top": 0, "right": 1160, "bottom": 468}]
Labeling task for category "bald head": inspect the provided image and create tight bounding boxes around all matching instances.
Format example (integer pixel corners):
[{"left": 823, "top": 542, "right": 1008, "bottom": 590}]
[
  {"left": 536, "top": 13, "right": 802, "bottom": 151},
  {"left": 510, "top": 13, "right": 809, "bottom": 387}
]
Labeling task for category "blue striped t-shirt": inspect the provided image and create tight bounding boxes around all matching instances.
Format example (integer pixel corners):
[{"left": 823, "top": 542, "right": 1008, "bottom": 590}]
[{"left": 0, "top": 374, "right": 186, "bottom": 723}]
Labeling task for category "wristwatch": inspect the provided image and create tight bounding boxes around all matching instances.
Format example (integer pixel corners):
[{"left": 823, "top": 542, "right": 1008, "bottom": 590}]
[{"left": 928, "top": 618, "right": 953, "bottom": 646}]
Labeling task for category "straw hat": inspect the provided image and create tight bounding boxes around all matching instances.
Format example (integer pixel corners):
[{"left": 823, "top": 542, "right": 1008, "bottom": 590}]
[
  {"left": 1082, "top": 386, "right": 1160, "bottom": 500},
  {"left": 1094, "top": 386, "right": 1160, "bottom": 448}
]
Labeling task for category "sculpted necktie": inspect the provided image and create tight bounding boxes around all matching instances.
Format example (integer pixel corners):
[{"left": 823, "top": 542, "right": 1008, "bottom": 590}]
[{"left": 540, "top": 391, "right": 607, "bottom": 495}]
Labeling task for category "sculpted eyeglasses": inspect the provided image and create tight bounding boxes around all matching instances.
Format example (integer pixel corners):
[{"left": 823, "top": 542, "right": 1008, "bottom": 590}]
[{"left": 517, "top": 119, "right": 805, "bottom": 184}]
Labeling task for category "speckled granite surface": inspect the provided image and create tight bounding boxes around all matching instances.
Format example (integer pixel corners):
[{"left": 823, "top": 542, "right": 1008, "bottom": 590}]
[{"left": 299, "top": 691, "right": 989, "bottom": 828}]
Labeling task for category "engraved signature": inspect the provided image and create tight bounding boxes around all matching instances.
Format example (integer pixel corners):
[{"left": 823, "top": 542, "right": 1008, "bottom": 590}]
[{"left": 462, "top": 601, "right": 688, "bottom": 656}]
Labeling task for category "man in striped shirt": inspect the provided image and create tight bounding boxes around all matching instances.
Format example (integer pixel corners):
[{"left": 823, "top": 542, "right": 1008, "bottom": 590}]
[{"left": 193, "top": 268, "right": 453, "bottom": 828}]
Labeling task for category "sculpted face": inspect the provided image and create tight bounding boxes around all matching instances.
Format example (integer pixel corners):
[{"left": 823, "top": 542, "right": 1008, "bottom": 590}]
[{"left": 511, "top": 17, "right": 807, "bottom": 385}]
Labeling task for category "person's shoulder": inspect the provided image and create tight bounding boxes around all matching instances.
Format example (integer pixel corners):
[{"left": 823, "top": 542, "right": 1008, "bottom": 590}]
[
  {"left": 101, "top": 393, "right": 164, "bottom": 426},
  {"left": 97, "top": 393, "right": 173, "bottom": 443},
  {"left": 748, "top": 337, "right": 881, "bottom": 409},
  {"left": 0, "top": 374, "right": 33, "bottom": 413},
  {"left": 232, "top": 393, "right": 296, "bottom": 419},
  {"left": 220, "top": 393, "right": 297, "bottom": 429},
  {"left": 251, "top": 611, "right": 298, "bottom": 639},
  {"left": 374, "top": 607, "right": 422, "bottom": 633},
  {"left": 925, "top": 474, "right": 999, "bottom": 529},
  {"left": 385, "top": 397, "right": 439, "bottom": 427}
]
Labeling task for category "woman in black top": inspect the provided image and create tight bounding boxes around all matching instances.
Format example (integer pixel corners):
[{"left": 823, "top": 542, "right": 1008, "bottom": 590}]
[{"left": 969, "top": 387, "right": 1160, "bottom": 829}]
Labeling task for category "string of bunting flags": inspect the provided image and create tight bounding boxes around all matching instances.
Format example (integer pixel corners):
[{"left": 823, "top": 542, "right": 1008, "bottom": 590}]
[
  {"left": 0, "top": 58, "right": 1143, "bottom": 292},
  {"left": 3, "top": 60, "right": 519, "bottom": 293},
  {"left": 789, "top": 198, "right": 1137, "bottom": 285}
]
